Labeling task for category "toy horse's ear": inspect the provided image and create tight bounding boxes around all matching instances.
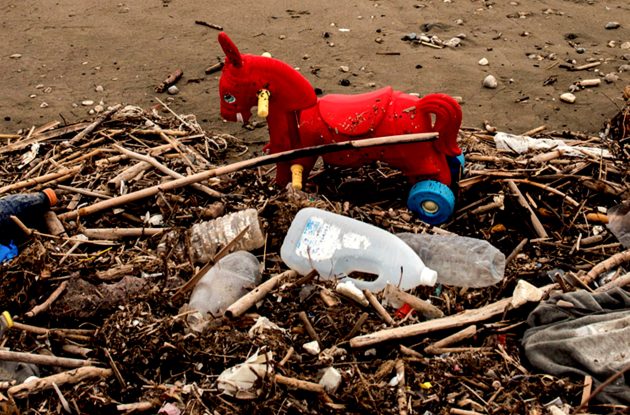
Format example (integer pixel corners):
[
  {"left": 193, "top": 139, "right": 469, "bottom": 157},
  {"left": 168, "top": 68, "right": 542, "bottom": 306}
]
[{"left": 218, "top": 32, "right": 243, "bottom": 68}]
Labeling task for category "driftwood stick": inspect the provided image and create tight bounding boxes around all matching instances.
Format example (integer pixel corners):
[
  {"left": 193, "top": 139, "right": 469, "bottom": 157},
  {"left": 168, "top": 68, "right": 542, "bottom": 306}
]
[
  {"left": 521, "top": 125, "right": 546, "bottom": 136},
  {"left": 506, "top": 238, "right": 528, "bottom": 265},
  {"left": 107, "top": 161, "right": 152, "bottom": 191},
  {"left": 450, "top": 409, "right": 485, "bottom": 415},
  {"left": 24, "top": 281, "right": 68, "bottom": 318},
  {"left": 0, "top": 122, "right": 91, "bottom": 155},
  {"left": 382, "top": 284, "right": 444, "bottom": 320},
  {"left": 8, "top": 366, "right": 112, "bottom": 399},
  {"left": 12, "top": 322, "right": 95, "bottom": 337},
  {"left": 59, "top": 132, "right": 438, "bottom": 221},
  {"left": 503, "top": 178, "right": 579, "bottom": 207},
  {"left": 116, "top": 401, "right": 158, "bottom": 412},
  {"left": 225, "top": 270, "right": 298, "bottom": 318},
  {"left": 63, "top": 104, "right": 121, "bottom": 147},
  {"left": 350, "top": 283, "right": 557, "bottom": 348},
  {"left": 506, "top": 180, "right": 548, "bottom": 239},
  {"left": 56, "top": 184, "right": 112, "bottom": 199},
  {"left": 395, "top": 360, "right": 408, "bottom": 415},
  {"left": 583, "top": 249, "right": 630, "bottom": 285},
  {"left": 0, "top": 165, "right": 82, "bottom": 195},
  {"left": 0, "top": 350, "right": 94, "bottom": 368},
  {"left": 81, "top": 227, "right": 167, "bottom": 240},
  {"left": 425, "top": 325, "right": 477, "bottom": 354},
  {"left": 364, "top": 290, "right": 395, "bottom": 326},
  {"left": 275, "top": 374, "right": 325, "bottom": 394},
  {"left": 112, "top": 144, "right": 221, "bottom": 197}
]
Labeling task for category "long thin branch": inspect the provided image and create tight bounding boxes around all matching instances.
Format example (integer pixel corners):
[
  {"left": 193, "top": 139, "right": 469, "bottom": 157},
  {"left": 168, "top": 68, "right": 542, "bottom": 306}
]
[
  {"left": 8, "top": 366, "right": 112, "bottom": 399},
  {"left": 59, "top": 132, "right": 438, "bottom": 221},
  {"left": 0, "top": 350, "right": 94, "bottom": 368}
]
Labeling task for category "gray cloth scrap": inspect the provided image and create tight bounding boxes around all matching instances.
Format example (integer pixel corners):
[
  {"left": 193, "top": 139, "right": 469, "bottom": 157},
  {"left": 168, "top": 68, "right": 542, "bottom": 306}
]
[{"left": 522, "top": 288, "right": 630, "bottom": 405}]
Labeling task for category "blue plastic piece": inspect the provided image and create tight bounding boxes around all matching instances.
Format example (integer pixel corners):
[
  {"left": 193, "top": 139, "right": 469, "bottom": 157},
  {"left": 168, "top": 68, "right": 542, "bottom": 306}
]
[
  {"left": 447, "top": 153, "right": 466, "bottom": 184},
  {"left": 407, "top": 180, "right": 456, "bottom": 225},
  {"left": 0, "top": 242, "right": 18, "bottom": 263}
]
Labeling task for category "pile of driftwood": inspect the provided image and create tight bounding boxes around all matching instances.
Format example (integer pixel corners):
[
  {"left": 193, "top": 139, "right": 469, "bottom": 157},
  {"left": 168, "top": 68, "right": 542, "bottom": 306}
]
[{"left": 0, "top": 96, "right": 628, "bottom": 414}]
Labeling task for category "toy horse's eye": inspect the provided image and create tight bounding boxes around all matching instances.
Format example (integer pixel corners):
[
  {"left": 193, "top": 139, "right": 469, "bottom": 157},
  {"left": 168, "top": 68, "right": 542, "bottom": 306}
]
[{"left": 223, "top": 94, "right": 236, "bottom": 104}]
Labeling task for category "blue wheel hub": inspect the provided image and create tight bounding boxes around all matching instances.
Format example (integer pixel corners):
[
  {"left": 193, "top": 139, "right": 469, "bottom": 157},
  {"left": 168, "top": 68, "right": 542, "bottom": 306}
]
[{"left": 407, "top": 180, "right": 456, "bottom": 225}]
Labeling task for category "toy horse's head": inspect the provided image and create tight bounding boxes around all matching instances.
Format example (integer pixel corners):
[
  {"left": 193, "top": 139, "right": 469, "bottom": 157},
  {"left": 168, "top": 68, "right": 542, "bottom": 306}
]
[{"left": 217, "top": 33, "right": 317, "bottom": 124}]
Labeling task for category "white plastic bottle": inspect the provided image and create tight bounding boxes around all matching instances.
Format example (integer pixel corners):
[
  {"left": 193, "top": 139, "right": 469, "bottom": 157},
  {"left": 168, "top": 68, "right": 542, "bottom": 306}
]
[
  {"left": 280, "top": 208, "right": 437, "bottom": 292},
  {"left": 188, "top": 209, "right": 265, "bottom": 264},
  {"left": 396, "top": 233, "right": 505, "bottom": 287},
  {"left": 188, "top": 251, "right": 261, "bottom": 318}
]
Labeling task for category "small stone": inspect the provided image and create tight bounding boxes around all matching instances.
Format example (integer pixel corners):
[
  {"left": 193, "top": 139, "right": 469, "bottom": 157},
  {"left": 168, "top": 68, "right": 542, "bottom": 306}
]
[
  {"left": 605, "top": 22, "right": 620, "bottom": 30},
  {"left": 339, "top": 65, "right": 350, "bottom": 73},
  {"left": 453, "top": 96, "right": 464, "bottom": 104},
  {"left": 94, "top": 104, "right": 104, "bottom": 113},
  {"left": 9, "top": 54, "right": 22, "bottom": 59},
  {"left": 167, "top": 85, "right": 179, "bottom": 95},
  {"left": 279, "top": 34, "right": 286, "bottom": 40},
  {"left": 575, "top": 47, "right": 586, "bottom": 54},
  {"left": 328, "top": 42, "right": 335, "bottom": 47},
  {"left": 302, "top": 54, "right": 310, "bottom": 60},
  {"left": 35, "top": 84, "right": 44, "bottom": 89},
  {"left": 375, "top": 37, "right": 383, "bottom": 44},
  {"left": 604, "top": 73, "right": 619, "bottom": 83},
  {"left": 40, "top": 102, "right": 48, "bottom": 108},
  {"left": 621, "top": 42, "right": 630, "bottom": 50},
  {"left": 367, "top": 82, "right": 376, "bottom": 87},
  {"left": 339, "top": 79, "right": 351, "bottom": 87},
  {"left": 478, "top": 57, "right": 489, "bottom": 66},
  {"left": 95, "top": 85, "right": 104, "bottom": 93},
  {"left": 88, "top": 109, "right": 95, "bottom": 115},
  {"left": 29, "top": 94, "right": 36, "bottom": 98},
  {"left": 560, "top": 92, "right": 576, "bottom": 103},
  {"left": 401, "top": 32, "right": 417, "bottom": 41},
  {"left": 43, "top": 87, "right": 52, "bottom": 94},
  {"left": 81, "top": 100, "right": 94, "bottom": 106},
  {"left": 483, "top": 74, "right": 498, "bottom": 89},
  {"left": 303, "top": 341, "right": 320, "bottom": 355},
  {"left": 608, "top": 40, "right": 616, "bottom": 48},
  {"left": 319, "top": 367, "right": 342, "bottom": 393},
  {"left": 455, "top": 18, "right": 464, "bottom": 25}
]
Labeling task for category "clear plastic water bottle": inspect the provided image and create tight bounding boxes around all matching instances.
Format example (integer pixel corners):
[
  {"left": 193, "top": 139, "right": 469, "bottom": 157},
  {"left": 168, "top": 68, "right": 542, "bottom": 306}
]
[
  {"left": 396, "top": 233, "right": 505, "bottom": 287},
  {"left": 281, "top": 208, "right": 437, "bottom": 292},
  {"left": 188, "top": 251, "right": 261, "bottom": 318},
  {"left": 189, "top": 208, "right": 265, "bottom": 264}
]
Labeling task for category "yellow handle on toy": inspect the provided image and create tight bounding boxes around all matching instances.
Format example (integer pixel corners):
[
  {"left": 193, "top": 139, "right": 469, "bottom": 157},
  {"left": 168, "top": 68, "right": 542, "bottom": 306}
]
[
  {"left": 290, "top": 164, "right": 303, "bottom": 190},
  {"left": 257, "top": 89, "right": 271, "bottom": 118}
]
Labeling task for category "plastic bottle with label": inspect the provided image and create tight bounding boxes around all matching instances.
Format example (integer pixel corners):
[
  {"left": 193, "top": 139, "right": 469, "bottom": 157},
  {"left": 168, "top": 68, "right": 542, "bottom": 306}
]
[
  {"left": 188, "top": 208, "right": 265, "bottom": 264},
  {"left": 0, "top": 188, "right": 57, "bottom": 231},
  {"left": 396, "top": 232, "right": 505, "bottom": 287},
  {"left": 280, "top": 208, "right": 437, "bottom": 292},
  {"left": 188, "top": 251, "right": 262, "bottom": 319}
]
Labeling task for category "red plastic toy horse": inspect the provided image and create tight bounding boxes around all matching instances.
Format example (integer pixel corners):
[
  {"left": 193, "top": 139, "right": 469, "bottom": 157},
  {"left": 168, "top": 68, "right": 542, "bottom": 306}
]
[{"left": 217, "top": 32, "right": 464, "bottom": 224}]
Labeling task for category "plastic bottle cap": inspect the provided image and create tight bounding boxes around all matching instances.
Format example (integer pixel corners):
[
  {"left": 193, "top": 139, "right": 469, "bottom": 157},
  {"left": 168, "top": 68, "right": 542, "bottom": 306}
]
[
  {"left": 420, "top": 267, "right": 438, "bottom": 286},
  {"left": 42, "top": 188, "right": 58, "bottom": 207},
  {"left": 2, "top": 311, "right": 13, "bottom": 328}
]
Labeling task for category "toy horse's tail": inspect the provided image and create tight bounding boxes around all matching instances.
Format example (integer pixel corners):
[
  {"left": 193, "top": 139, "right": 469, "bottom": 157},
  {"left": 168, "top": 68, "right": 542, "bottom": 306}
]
[{"left": 417, "top": 94, "right": 462, "bottom": 157}]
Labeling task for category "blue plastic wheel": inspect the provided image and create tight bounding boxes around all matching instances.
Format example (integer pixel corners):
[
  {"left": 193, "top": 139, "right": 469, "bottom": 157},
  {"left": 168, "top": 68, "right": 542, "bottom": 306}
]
[
  {"left": 447, "top": 153, "right": 466, "bottom": 185},
  {"left": 407, "top": 180, "right": 456, "bottom": 225}
]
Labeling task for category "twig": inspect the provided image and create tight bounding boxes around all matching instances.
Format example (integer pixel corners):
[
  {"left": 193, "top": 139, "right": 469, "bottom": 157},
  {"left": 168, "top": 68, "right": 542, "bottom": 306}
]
[
  {"left": 425, "top": 325, "right": 477, "bottom": 354},
  {"left": 113, "top": 144, "right": 221, "bottom": 197},
  {"left": 0, "top": 122, "right": 91, "bottom": 155},
  {"left": 364, "top": 290, "right": 395, "bottom": 326},
  {"left": 506, "top": 238, "right": 528, "bottom": 265},
  {"left": 81, "top": 228, "right": 166, "bottom": 240},
  {"left": 395, "top": 360, "right": 408, "bottom": 415},
  {"left": 573, "top": 362, "right": 630, "bottom": 414},
  {"left": 0, "top": 350, "right": 94, "bottom": 368},
  {"left": 298, "top": 311, "right": 322, "bottom": 349},
  {"left": 506, "top": 180, "right": 548, "bottom": 239},
  {"left": 224, "top": 270, "right": 297, "bottom": 318},
  {"left": 63, "top": 104, "right": 121, "bottom": 147},
  {"left": 8, "top": 366, "right": 112, "bottom": 399},
  {"left": 345, "top": 312, "right": 369, "bottom": 340},
  {"left": 24, "top": 281, "right": 68, "bottom": 318},
  {"left": 503, "top": 178, "right": 579, "bottom": 206},
  {"left": 521, "top": 125, "right": 546, "bottom": 136},
  {"left": 0, "top": 165, "right": 82, "bottom": 195},
  {"left": 382, "top": 284, "right": 444, "bottom": 320},
  {"left": 350, "top": 284, "right": 557, "bottom": 348},
  {"left": 116, "top": 401, "right": 158, "bottom": 412},
  {"left": 155, "top": 68, "right": 183, "bottom": 93},
  {"left": 275, "top": 374, "right": 325, "bottom": 394},
  {"left": 56, "top": 184, "right": 112, "bottom": 199},
  {"left": 59, "top": 132, "right": 438, "bottom": 220}
]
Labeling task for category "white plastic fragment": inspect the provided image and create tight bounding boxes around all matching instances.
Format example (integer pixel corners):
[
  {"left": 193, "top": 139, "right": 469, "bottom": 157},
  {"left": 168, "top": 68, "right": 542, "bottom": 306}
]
[
  {"left": 335, "top": 281, "right": 369, "bottom": 306},
  {"left": 216, "top": 349, "right": 274, "bottom": 399},
  {"left": 248, "top": 316, "right": 286, "bottom": 338},
  {"left": 494, "top": 132, "right": 611, "bottom": 159},
  {"left": 511, "top": 280, "right": 543, "bottom": 308},
  {"left": 303, "top": 340, "right": 321, "bottom": 355},
  {"left": 319, "top": 367, "right": 342, "bottom": 393}
]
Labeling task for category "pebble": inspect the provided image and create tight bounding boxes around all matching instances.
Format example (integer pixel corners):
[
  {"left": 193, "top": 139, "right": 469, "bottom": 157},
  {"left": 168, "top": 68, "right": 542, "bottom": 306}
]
[
  {"left": 478, "top": 57, "right": 489, "bottom": 66},
  {"left": 605, "top": 22, "right": 620, "bottom": 30},
  {"left": 339, "top": 65, "right": 350, "bottom": 73},
  {"left": 604, "top": 73, "right": 619, "bottom": 83},
  {"left": 40, "top": 102, "right": 48, "bottom": 108},
  {"left": 621, "top": 42, "right": 630, "bottom": 50},
  {"left": 483, "top": 74, "right": 498, "bottom": 89},
  {"left": 9, "top": 54, "right": 22, "bottom": 59},
  {"left": 375, "top": 37, "right": 383, "bottom": 44},
  {"left": 619, "top": 64, "right": 630, "bottom": 72},
  {"left": 279, "top": 34, "right": 286, "bottom": 40},
  {"left": 29, "top": 94, "right": 36, "bottom": 98},
  {"left": 560, "top": 92, "right": 576, "bottom": 103},
  {"left": 167, "top": 85, "right": 179, "bottom": 95},
  {"left": 367, "top": 82, "right": 376, "bottom": 87},
  {"left": 444, "top": 37, "right": 461, "bottom": 47},
  {"left": 81, "top": 100, "right": 94, "bottom": 106},
  {"left": 455, "top": 18, "right": 464, "bottom": 25},
  {"left": 339, "top": 79, "right": 351, "bottom": 86},
  {"left": 43, "top": 87, "right": 52, "bottom": 94},
  {"left": 95, "top": 85, "right": 104, "bottom": 93},
  {"left": 35, "top": 84, "right": 44, "bottom": 89},
  {"left": 402, "top": 33, "right": 417, "bottom": 41},
  {"left": 575, "top": 47, "right": 585, "bottom": 54},
  {"left": 608, "top": 41, "right": 616, "bottom": 48},
  {"left": 94, "top": 104, "right": 104, "bottom": 113}
]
